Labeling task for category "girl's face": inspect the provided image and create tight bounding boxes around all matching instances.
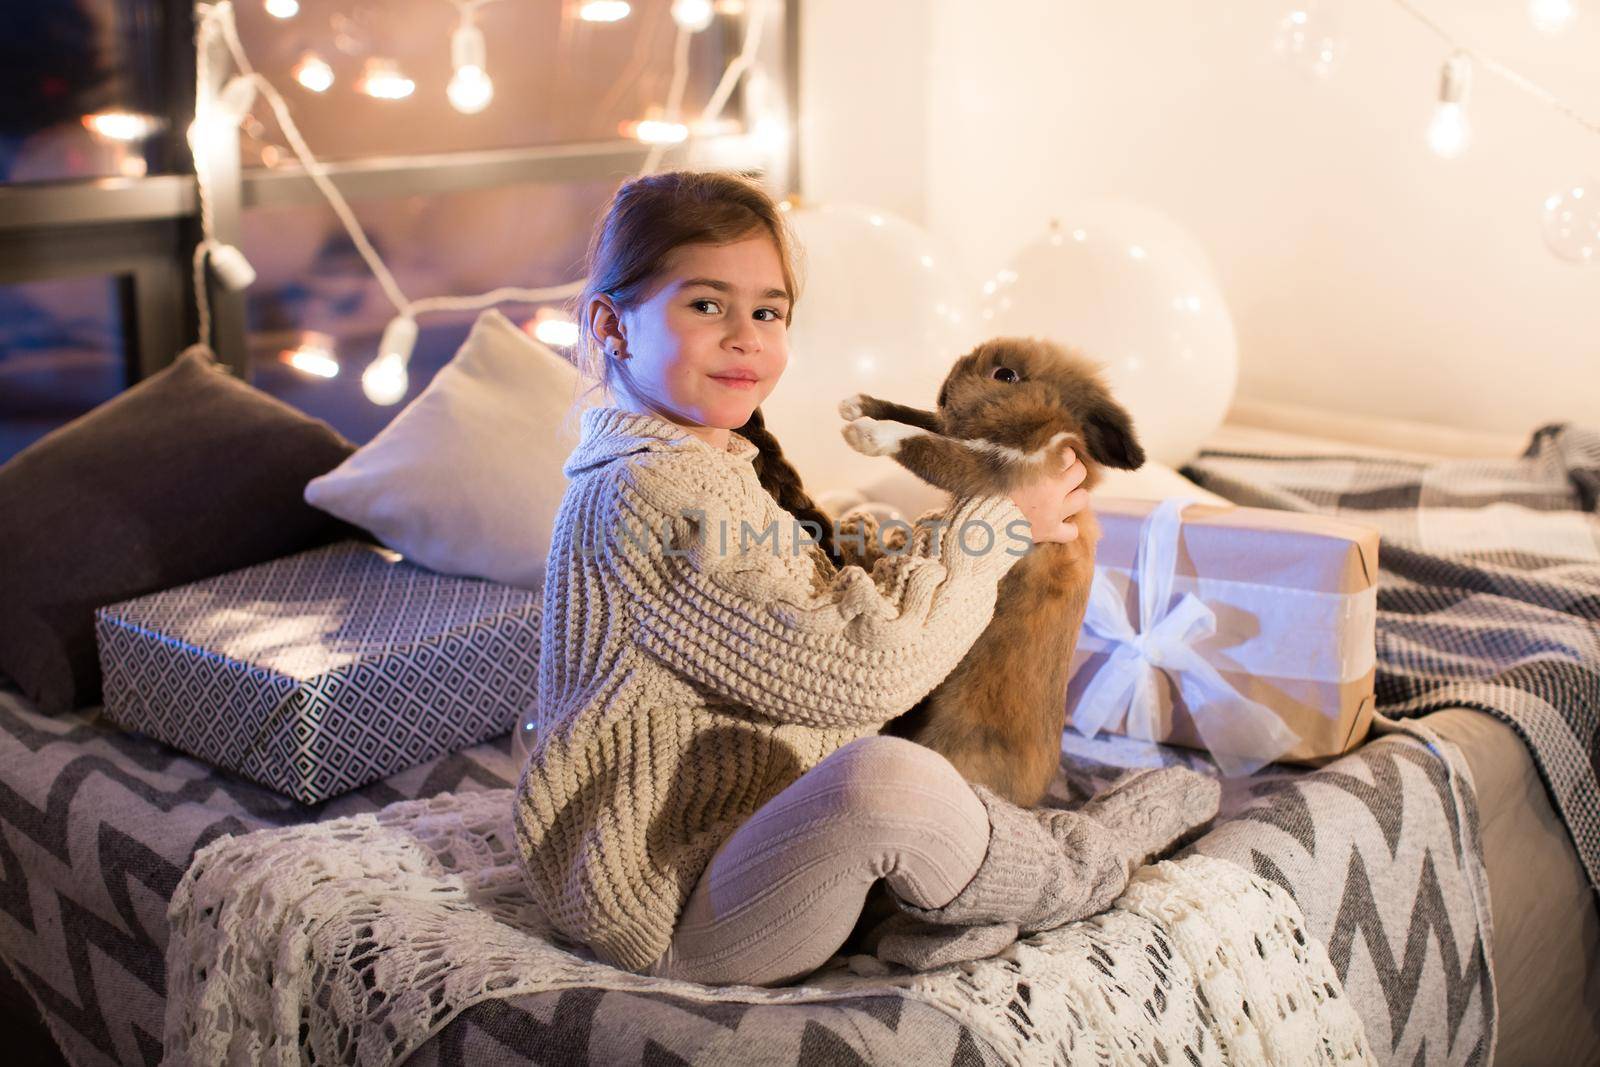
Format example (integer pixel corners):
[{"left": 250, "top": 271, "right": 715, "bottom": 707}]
[{"left": 600, "top": 233, "right": 791, "bottom": 449}]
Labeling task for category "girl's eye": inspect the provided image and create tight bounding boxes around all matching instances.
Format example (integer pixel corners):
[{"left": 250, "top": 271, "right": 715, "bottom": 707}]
[
  {"left": 991, "top": 366, "right": 1019, "bottom": 383},
  {"left": 754, "top": 308, "right": 783, "bottom": 322},
  {"left": 691, "top": 299, "right": 720, "bottom": 314}
]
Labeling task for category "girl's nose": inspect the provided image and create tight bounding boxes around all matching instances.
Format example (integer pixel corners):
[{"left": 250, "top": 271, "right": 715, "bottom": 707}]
[{"left": 727, "top": 320, "right": 761, "bottom": 353}]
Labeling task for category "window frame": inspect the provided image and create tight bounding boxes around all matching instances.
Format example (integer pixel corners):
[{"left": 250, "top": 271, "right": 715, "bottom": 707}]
[{"left": 0, "top": 0, "right": 800, "bottom": 382}]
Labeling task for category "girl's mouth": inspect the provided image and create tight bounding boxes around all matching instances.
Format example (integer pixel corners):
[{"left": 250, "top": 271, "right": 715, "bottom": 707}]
[{"left": 710, "top": 374, "right": 759, "bottom": 390}]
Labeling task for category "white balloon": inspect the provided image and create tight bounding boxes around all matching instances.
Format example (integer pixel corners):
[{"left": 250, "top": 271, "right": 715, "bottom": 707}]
[
  {"left": 1541, "top": 179, "right": 1600, "bottom": 264},
  {"left": 981, "top": 200, "right": 1239, "bottom": 467},
  {"left": 764, "top": 202, "right": 981, "bottom": 497}
]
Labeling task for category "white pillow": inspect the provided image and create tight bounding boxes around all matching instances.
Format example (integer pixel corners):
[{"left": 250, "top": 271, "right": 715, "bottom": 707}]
[{"left": 305, "top": 309, "right": 580, "bottom": 591}]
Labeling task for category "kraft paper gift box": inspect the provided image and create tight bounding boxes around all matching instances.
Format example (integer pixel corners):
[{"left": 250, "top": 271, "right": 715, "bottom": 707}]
[
  {"left": 95, "top": 540, "right": 542, "bottom": 803},
  {"left": 1064, "top": 496, "right": 1380, "bottom": 775}
]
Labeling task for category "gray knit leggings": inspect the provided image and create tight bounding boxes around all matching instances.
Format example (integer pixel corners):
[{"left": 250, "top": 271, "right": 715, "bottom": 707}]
[{"left": 642, "top": 734, "right": 990, "bottom": 986}]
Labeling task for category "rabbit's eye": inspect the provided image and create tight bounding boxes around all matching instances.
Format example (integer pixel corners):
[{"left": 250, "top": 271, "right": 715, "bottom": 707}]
[{"left": 991, "top": 366, "right": 1019, "bottom": 383}]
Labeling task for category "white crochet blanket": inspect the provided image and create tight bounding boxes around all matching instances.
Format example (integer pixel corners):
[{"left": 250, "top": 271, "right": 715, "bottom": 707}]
[{"left": 163, "top": 789, "right": 1375, "bottom": 1066}]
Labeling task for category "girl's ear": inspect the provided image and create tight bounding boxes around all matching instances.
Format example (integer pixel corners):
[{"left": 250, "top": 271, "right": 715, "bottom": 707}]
[
  {"left": 1081, "top": 395, "right": 1146, "bottom": 470},
  {"left": 589, "top": 294, "right": 626, "bottom": 356}
]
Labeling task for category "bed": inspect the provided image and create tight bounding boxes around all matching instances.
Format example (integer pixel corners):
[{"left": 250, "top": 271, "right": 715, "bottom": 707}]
[{"left": 1, "top": 401, "right": 1595, "bottom": 1066}]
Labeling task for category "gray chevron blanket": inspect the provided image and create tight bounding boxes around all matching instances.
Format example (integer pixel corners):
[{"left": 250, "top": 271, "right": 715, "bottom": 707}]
[
  {"left": 1182, "top": 422, "right": 1600, "bottom": 894},
  {"left": 0, "top": 683, "right": 1489, "bottom": 1065}
]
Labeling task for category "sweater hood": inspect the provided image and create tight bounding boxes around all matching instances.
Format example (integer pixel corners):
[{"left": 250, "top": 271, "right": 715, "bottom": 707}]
[{"left": 563, "top": 405, "right": 761, "bottom": 479}]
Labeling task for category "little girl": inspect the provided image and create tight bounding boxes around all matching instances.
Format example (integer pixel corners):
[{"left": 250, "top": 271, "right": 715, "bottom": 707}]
[{"left": 513, "top": 170, "right": 1214, "bottom": 986}]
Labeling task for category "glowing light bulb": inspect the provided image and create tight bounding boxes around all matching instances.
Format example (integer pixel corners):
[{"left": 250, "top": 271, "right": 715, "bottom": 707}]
[
  {"left": 359, "top": 59, "right": 414, "bottom": 100},
  {"left": 671, "top": 0, "right": 714, "bottom": 31},
  {"left": 293, "top": 53, "right": 334, "bottom": 93},
  {"left": 362, "top": 353, "right": 410, "bottom": 405},
  {"left": 217, "top": 75, "right": 258, "bottom": 121},
  {"left": 1272, "top": 1, "right": 1345, "bottom": 78},
  {"left": 282, "top": 335, "right": 338, "bottom": 378},
  {"left": 447, "top": 66, "right": 493, "bottom": 113},
  {"left": 447, "top": 21, "right": 493, "bottom": 114},
  {"left": 527, "top": 309, "right": 580, "bottom": 348},
  {"left": 81, "top": 111, "right": 162, "bottom": 143},
  {"left": 185, "top": 75, "right": 257, "bottom": 155},
  {"left": 580, "top": 1, "right": 631, "bottom": 22},
  {"left": 623, "top": 117, "right": 688, "bottom": 144},
  {"left": 363, "top": 316, "right": 417, "bottom": 405},
  {"left": 265, "top": 0, "right": 299, "bottom": 18},
  {"left": 1529, "top": 0, "right": 1577, "bottom": 33},
  {"left": 1541, "top": 180, "right": 1600, "bottom": 263},
  {"left": 1427, "top": 53, "right": 1472, "bottom": 159},
  {"left": 1427, "top": 104, "right": 1470, "bottom": 157}
]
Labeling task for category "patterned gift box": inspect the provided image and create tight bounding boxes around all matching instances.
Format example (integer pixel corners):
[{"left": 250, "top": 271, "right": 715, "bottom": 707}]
[
  {"left": 95, "top": 540, "right": 542, "bottom": 803},
  {"left": 1066, "top": 496, "right": 1380, "bottom": 775}
]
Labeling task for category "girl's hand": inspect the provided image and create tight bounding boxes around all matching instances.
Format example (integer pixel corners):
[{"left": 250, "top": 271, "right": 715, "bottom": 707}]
[{"left": 1009, "top": 450, "right": 1090, "bottom": 544}]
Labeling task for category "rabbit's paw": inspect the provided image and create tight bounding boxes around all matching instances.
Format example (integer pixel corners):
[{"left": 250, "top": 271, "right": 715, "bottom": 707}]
[
  {"left": 838, "top": 393, "right": 871, "bottom": 421},
  {"left": 842, "top": 417, "right": 917, "bottom": 457}
]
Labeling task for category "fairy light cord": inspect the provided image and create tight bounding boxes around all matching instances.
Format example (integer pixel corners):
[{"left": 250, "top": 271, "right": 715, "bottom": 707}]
[
  {"left": 1389, "top": 0, "right": 1600, "bottom": 138},
  {"left": 190, "top": 0, "right": 772, "bottom": 352},
  {"left": 192, "top": 7, "right": 224, "bottom": 347}
]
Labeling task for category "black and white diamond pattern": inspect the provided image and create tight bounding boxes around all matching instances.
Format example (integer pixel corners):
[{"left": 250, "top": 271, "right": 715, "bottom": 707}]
[{"left": 94, "top": 541, "right": 543, "bottom": 804}]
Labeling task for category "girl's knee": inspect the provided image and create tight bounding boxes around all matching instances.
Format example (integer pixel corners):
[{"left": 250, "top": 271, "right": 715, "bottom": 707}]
[{"left": 821, "top": 735, "right": 976, "bottom": 812}]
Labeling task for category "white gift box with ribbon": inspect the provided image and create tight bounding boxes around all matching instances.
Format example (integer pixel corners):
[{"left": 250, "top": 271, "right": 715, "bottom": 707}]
[{"left": 1065, "top": 496, "right": 1380, "bottom": 776}]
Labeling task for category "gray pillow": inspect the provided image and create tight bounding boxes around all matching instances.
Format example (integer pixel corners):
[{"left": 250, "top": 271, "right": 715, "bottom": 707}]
[{"left": 0, "top": 346, "right": 360, "bottom": 713}]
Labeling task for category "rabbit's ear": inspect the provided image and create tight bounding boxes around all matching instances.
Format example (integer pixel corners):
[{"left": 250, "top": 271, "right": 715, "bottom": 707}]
[{"left": 1082, "top": 396, "right": 1146, "bottom": 470}]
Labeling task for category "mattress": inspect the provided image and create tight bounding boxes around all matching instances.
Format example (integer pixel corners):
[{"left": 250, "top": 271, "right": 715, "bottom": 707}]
[{"left": 0, "top": 400, "right": 1594, "bottom": 1065}]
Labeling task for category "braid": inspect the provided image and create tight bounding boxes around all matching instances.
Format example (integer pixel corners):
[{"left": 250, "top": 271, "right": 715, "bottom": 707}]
[{"left": 737, "top": 407, "right": 846, "bottom": 569}]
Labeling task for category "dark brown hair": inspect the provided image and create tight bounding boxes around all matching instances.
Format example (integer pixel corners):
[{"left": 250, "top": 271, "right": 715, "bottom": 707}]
[{"left": 568, "top": 170, "right": 843, "bottom": 565}]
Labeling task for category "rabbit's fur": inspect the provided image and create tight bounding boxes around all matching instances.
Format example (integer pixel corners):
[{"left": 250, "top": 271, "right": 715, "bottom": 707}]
[{"left": 839, "top": 336, "right": 1145, "bottom": 807}]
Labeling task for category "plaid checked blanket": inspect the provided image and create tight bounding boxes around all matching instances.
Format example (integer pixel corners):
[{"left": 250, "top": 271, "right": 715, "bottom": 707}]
[{"left": 1182, "top": 422, "right": 1600, "bottom": 894}]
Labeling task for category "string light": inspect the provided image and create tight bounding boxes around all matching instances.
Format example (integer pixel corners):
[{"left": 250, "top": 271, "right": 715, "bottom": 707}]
[
  {"left": 81, "top": 111, "right": 163, "bottom": 142},
  {"left": 264, "top": 0, "right": 299, "bottom": 19},
  {"left": 205, "top": 241, "right": 258, "bottom": 290},
  {"left": 447, "top": 13, "right": 493, "bottom": 114},
  {"left": 1528, "top": 0, "right": 1578, "bottom": 34},
  {"left": 361, "top": 355, "right": 408, "bottom": 404},
  {"left": 526, "top": 308, "right": 580, "bottom": 347},
  {"left": 188, "top": 74, "right": 257, "bottom": 156},
  {"left": 579, "top": 1, "right": 630, "bottom": 23},
  {"left": 282, "top": 334, "right": 339, "bottom": 377},
  {"left": 1427, "top": 52, "right": 1472, "bottom": 159},
  {"left": 361, "top": 316, "right": 417, "bottom": 405},
  {"left": 190, "top": 0, "right": 776, "bottom": 397},
  {"left": 671, "top": 0, "right": 714, "bottom": 32},
  {"left": 623, "top": 115, "right": 689, "bottom": 144},
  {"left": 1378, "top": 1, "right": 1600, "bottom": 260},
  {"left": 358, "top": 58, "right": 415, "bottom": 100},
  {"left": 292, "top": 52, "right": 334, "bottom": 93}
]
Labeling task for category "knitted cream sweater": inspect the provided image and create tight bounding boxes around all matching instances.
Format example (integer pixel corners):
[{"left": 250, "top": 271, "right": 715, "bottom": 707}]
[{"left": 512, "top": 405, "right": 1030, "bottom": 973}]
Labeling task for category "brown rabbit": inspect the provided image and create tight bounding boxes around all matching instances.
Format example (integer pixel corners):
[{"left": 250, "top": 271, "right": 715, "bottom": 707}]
[{"left": 837, "top": 336, "right": 1145, "bottom": 807}]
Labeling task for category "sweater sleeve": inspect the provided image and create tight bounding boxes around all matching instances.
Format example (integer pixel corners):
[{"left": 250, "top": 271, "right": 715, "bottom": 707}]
[
  {"left": 602, "top": 452, "right": 1032, "bottom": 730},
  {"left": 833, "top": 503, "right": 920, "bottom": 571}
]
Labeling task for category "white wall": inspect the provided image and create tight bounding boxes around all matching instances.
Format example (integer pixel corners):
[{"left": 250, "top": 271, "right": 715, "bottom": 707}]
[{"left": 801, "top": 0, "right": 1599, "bottom": 436}]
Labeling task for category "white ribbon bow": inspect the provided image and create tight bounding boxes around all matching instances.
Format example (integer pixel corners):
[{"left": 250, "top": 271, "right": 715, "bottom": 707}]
[{"left": 1073, "top": 497, "right": 1302, "bottom": 777}]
